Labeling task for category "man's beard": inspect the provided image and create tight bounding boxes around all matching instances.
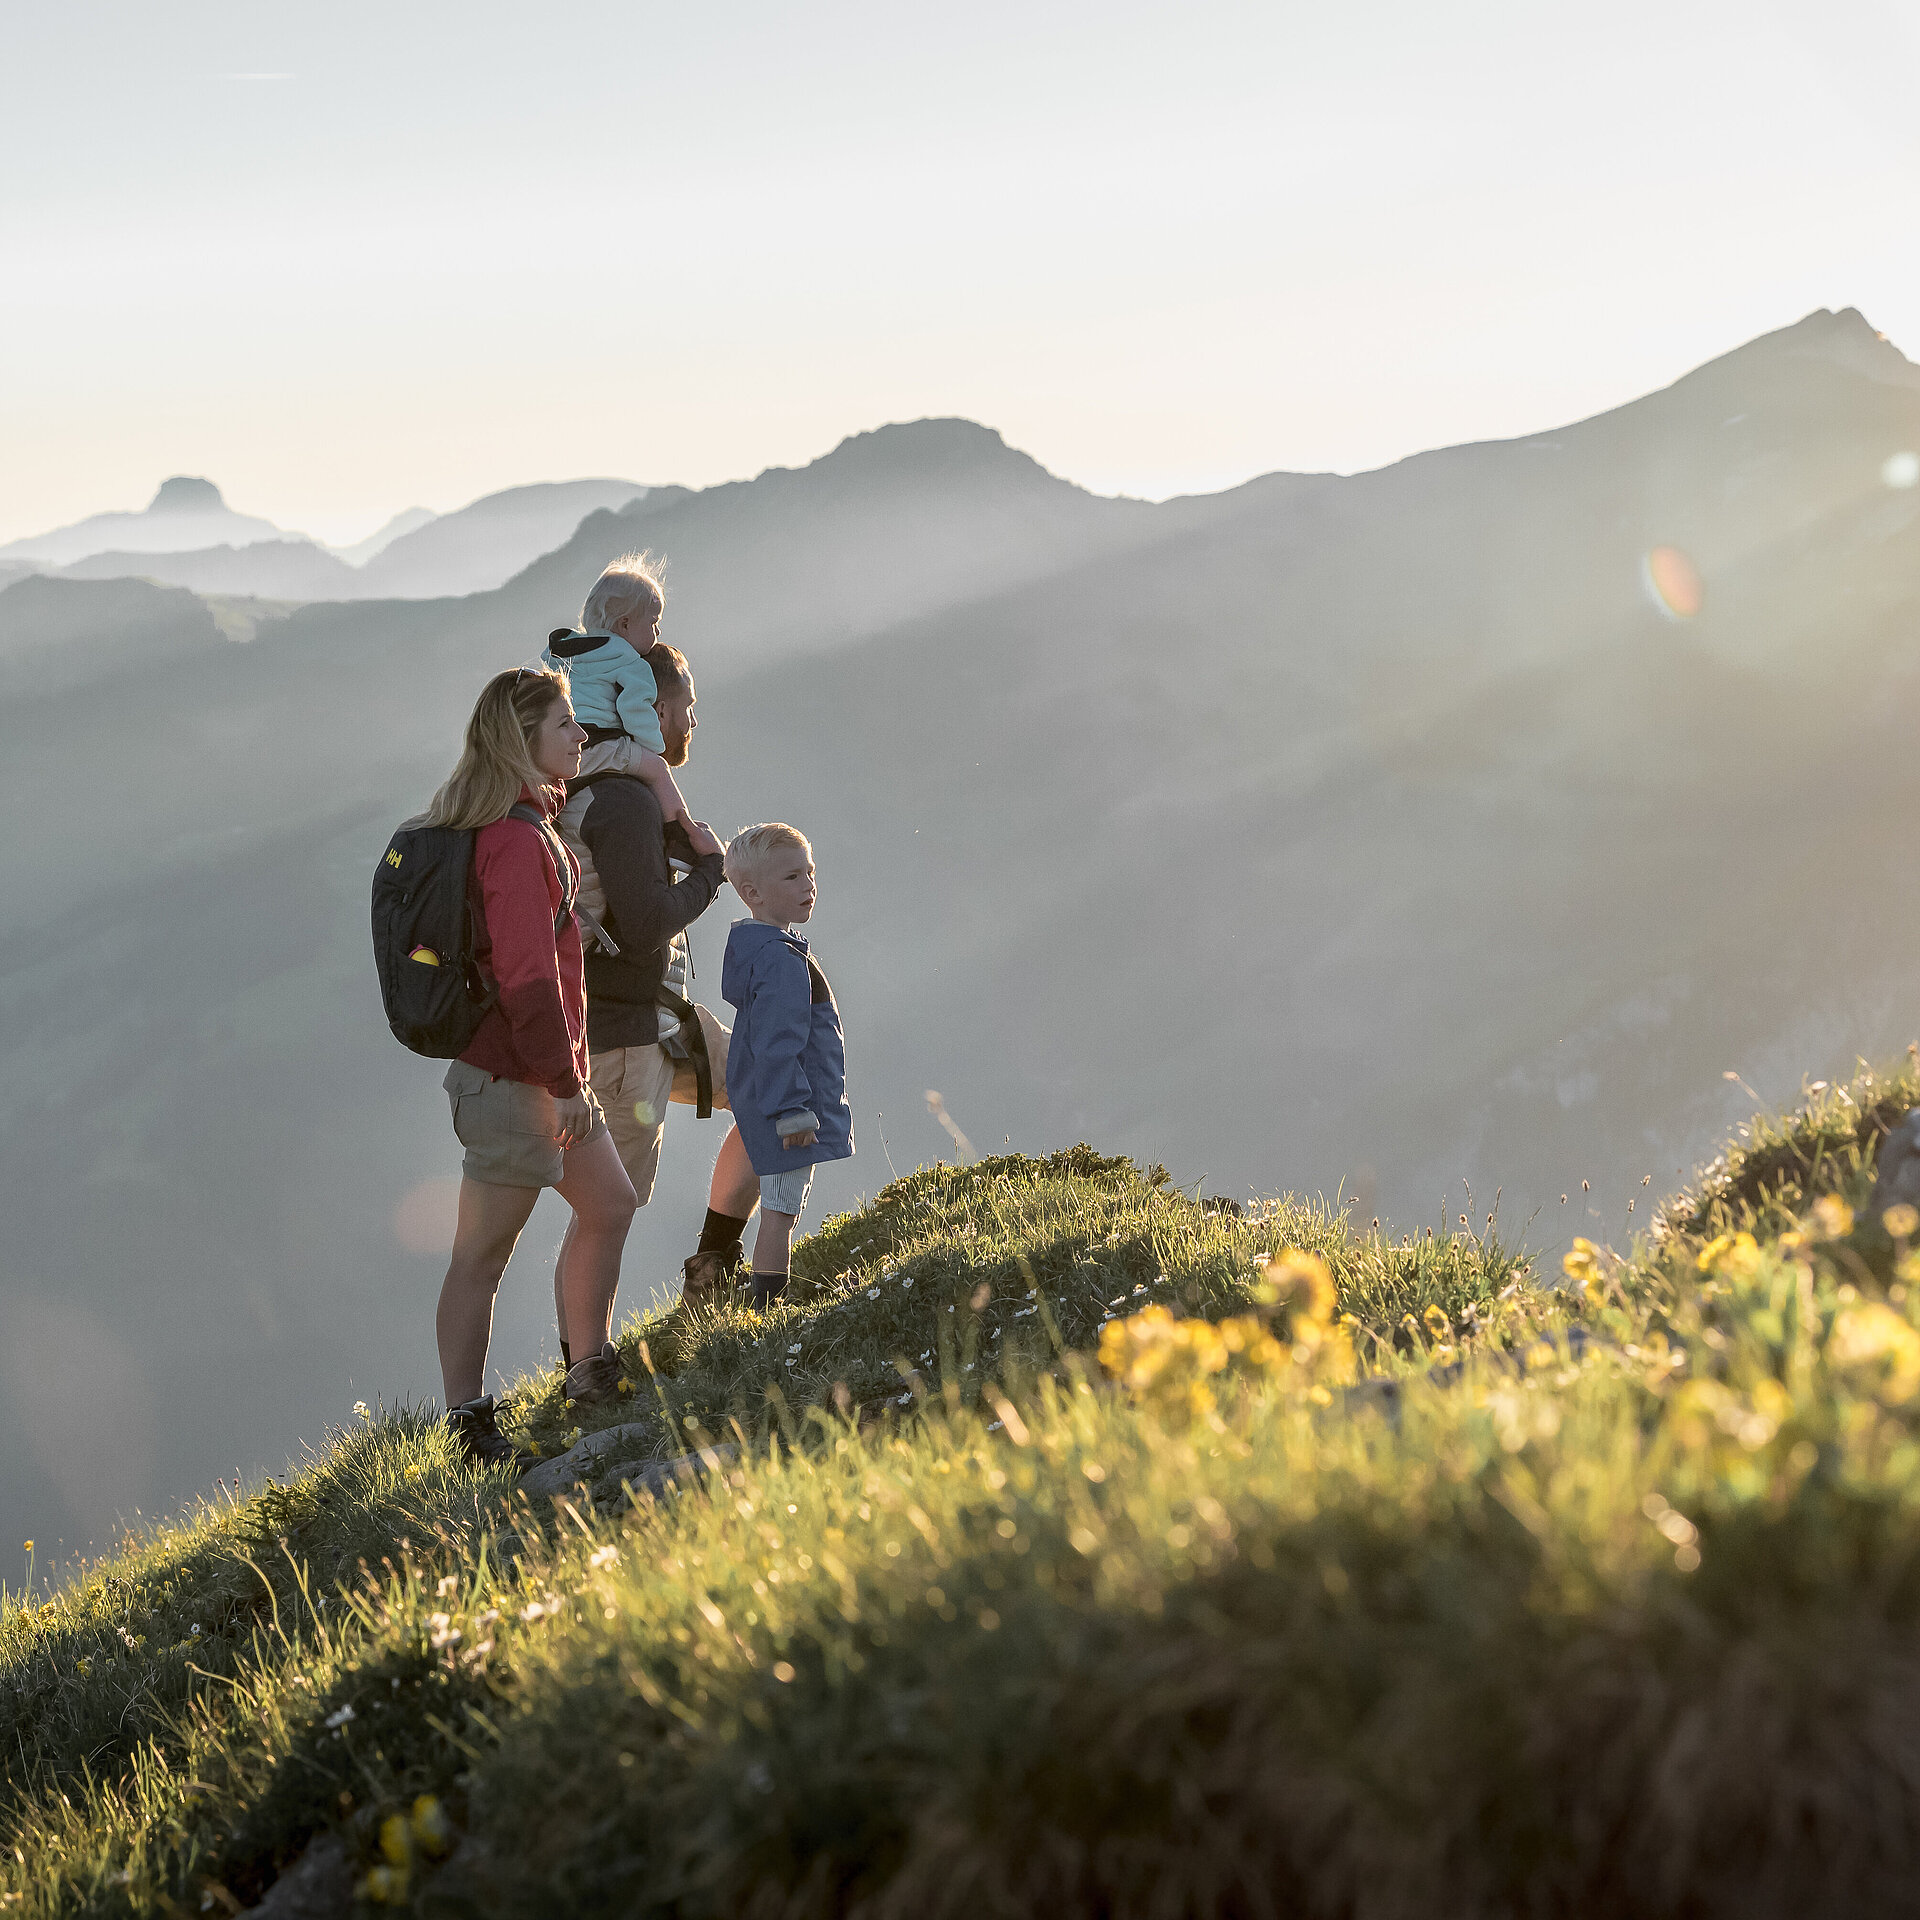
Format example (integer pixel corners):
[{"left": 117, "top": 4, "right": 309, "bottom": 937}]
[{"left": 661, "top": 728, "right": 690, "bottom": 767}]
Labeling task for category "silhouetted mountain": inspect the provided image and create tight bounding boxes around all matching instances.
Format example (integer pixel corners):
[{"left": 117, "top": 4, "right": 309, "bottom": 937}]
[
  {"left": 58, "top": 540, "right": 359, "bottom": 600},
  {"left": 330, "top": 505, "right": 436, "bottom": 567},
  {"left": 501, "top": 420, "right": 1157, "bottom": 673},
  {"left": 1, "top": 477, "right": 292, "bottom": 566},
  {"left": 6, "top": 309, "right": 1920, "bottom": 1569},
  {"left": 0, "top": 573, "right": 229, "bottom": 694},
  {"left": 347, "top": 479, "right": 650, "bottom": 598}
]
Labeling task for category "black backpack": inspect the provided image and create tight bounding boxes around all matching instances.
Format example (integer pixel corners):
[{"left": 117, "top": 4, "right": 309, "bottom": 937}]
[{"left": 371, "top": 803, "right": 576, "bottom": 1058}]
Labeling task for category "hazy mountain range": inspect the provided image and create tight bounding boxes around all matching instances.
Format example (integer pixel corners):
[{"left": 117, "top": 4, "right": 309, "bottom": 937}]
[
  {"left": 5, "top": 305, "right": 1920, "bottom": 1572},
  {"left": 0, "top": 476, "right": 650, "bottom": 601}
]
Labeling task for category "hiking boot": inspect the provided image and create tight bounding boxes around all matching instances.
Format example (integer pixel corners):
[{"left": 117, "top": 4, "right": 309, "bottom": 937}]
[
  {"left": 446, "top": 1395, "right": 521, "bottom": 1468},
  {"left": 563, "top": 1341, "right": 631, "bottom": 1407},
  {"left": 680, "top": 1249, "right": 742, "bottom": 1307}
]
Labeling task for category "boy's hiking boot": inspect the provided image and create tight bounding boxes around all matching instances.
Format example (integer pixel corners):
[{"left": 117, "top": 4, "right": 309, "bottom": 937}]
[
  {"left": 681, "top": 1250, "right": 741, "bottom": 1307},
  {"left": 446, "top": 1395, "right": 521, "bottom": 1468},
  {"left": 563, "top": 1341, "right": 631, "bottom": 1407}
]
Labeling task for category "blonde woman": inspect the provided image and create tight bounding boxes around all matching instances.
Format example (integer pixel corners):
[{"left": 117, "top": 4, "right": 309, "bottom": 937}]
[{"left": 428, "top": 667, "right": 637, "bottom": 1464}]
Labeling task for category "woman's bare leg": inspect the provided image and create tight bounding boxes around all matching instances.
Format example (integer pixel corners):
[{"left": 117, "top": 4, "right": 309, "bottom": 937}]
[
  {"left": 708, "top": 1122, "right": 759, "bottom": 1221},
  {"left": 438, "top": 1178, "right": 541, "bottom": 1406},
  {"left": 553, "top": 1217, "right": 576, "bottom": 1361},
  {"left": 555, "top": 1129, "right": 638, "bottom": 1359}
]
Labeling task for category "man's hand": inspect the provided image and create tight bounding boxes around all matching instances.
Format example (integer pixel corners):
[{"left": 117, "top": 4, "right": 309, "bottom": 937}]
[
  {"left": 554, "top": 1090, "right": 599, "bottom": 1149},
  {"left": 683, "top": 817, "right": 723, "bottom": 859},
  {"left": 780, "top": 1127, "right": 817, "bottom": 1150}
]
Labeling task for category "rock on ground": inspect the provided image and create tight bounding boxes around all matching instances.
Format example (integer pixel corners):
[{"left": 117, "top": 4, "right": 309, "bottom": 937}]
[
  {"left": 239, "top": 1833, "right": 353, "bottom": 1918},
  {"left": 1868, "top": 1112, "right": 1920, "bottom": 1222},
  {"left": 516, "top": 1427, "right": 735, "bottom": 1504}
]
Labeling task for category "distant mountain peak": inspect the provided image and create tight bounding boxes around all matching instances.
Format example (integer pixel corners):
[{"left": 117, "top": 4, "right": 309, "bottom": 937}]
[
  {"left": 148, "top": 477, "right": 226, "bottom": 514},
  {"left": 1686, "top": 306, "right": 1920, "bottom": 392},
  {"left": 795, "top": 418, "right": 1069, "bottom": 492}
]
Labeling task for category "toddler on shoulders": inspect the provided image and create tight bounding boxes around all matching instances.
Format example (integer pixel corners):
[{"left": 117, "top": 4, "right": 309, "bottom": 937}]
[{"left": 543, "top": 551, "right": 692, "bottom": 824}]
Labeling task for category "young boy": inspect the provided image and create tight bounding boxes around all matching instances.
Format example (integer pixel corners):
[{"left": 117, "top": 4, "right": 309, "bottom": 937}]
[
  {"left": 720, "top": 824, "right": 853, "bottom": 1305},
  {"left": 543, "top": 551, "right": 693, "bottom": 828}
]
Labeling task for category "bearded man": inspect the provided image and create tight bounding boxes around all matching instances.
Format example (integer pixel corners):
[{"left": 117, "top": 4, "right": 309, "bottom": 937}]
[{"left": 550, "top": 636, "right": 761, "bottom": 1343}]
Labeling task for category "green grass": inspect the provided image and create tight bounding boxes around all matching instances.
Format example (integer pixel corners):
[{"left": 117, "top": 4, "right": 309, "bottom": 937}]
[{"left": 5, "top": 1110, "right": 1920, "bottom": 1917}]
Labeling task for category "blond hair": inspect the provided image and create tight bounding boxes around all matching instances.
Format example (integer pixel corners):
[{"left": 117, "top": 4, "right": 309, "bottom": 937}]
[
  {"left": 725, "top": 822, "right": 811, "bottom": 895},
  {"left": 425, "top": 667, "right": 570, "bottom": 830},
  {"left": 581, "top": 551, "right": 665, "bottom": 636}
]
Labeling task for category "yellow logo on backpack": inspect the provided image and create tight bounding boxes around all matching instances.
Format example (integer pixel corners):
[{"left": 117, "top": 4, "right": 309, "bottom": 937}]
[{"left": 385, "top": 848, "right": 403, "bottom": 869}]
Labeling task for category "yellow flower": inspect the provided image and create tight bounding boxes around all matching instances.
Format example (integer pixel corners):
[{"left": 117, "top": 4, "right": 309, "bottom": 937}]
[
  {"left": 361, "top": 1864, "right": 408, "bottom": 1904},
  {"left": 1829, "top": 1302, "right": 1920, "bottom": 1404},
  {"left": 1563, "top": 1238, "right": 1608, "bottom": 1302},
  {"left": 1811, "top": 1195, "right": 1855, "bottom": 1241},
  {"left": 1696, "top": 1231, "right": 1760, "bottom": 1277},
  {"left": 1884, "top": 1204, "right": 1920, "bottom": 1240},
  {"left": 20, "top": 1540, "right": 31, "bottom": 1554},
  {"left": 1422, "top": 1304, "right": 1452, "bottom": 1342},
  {"left": 1260, "top": 1249, "right": 1336, "bottom": 1326},
  {"left": 380, "top": 1812, "right": 414, "bottom": 1871},
  {"left": 410, "top": 1794, "right": 454, "bottom": 1859}
]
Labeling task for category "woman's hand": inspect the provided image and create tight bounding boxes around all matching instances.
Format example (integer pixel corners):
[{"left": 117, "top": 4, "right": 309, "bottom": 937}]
[{"left": 554, "top": 1091, "right": 599, "bottom": 1149}]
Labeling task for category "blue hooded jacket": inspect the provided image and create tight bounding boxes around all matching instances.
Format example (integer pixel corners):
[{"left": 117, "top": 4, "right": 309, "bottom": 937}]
[{"left": 721, "top": 919, "right": 854, "bottom": 1175}]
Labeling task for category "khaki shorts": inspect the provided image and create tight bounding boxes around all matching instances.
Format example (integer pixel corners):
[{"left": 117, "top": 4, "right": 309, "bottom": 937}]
[
  {"left": 591, "top": 1006, "right": 731, "bottom": 1206},
  {"left": 443, "top": 1059, "right": 606, "bottom": 1190}
]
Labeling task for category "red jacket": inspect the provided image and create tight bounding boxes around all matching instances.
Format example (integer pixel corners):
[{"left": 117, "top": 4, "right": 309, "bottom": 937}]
[{"left": 459, "top": 789, "right": 588, "bottom": 1099}]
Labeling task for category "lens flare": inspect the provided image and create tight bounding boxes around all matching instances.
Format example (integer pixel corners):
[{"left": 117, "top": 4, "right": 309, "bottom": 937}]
[
  {"left": 1883, "top": 451, "right": 1920, "bottom": 490},
  {"left": 1643, "top": 545, "right": 1703, "bottom": 620},
  {"left": 393, "top": 1177, "right": 462, "bottom": 1256}
]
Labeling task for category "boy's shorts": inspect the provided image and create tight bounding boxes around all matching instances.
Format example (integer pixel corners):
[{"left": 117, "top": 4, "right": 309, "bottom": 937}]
[
  {"left": 443, "top": 1060, "right": 605, "bottom": 1190},
  {"left": 759, "top": 1165, "right": 814, "bottom": 1215}
]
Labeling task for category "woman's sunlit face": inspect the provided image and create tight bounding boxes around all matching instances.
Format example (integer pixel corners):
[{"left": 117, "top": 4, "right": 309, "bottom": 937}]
[{"left": 530, "top": 693, "right": 587, "bottom": 784}]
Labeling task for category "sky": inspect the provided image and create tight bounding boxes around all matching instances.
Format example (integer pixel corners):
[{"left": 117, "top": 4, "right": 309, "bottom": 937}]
[{"left": 4, "top": 0, "right": 1920, "bottom": 545}]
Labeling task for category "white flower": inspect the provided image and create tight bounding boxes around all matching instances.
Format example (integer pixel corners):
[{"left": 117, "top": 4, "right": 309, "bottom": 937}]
[
  {"left": 353, "top": 1401, "right": 370, "bottom": 1420},
  {"left": 788, "top": 1342, "right": 802, "bottom": 1355},
  {"left": 427, "top": 1612, "right": 462, "bottom": 1650},
  {"left": 324, "top": 1704, "right": 355, "bottom": 1729},
  {"left": 902, "top": 1277, "right": 914, "bottom": 1289},
  {"left": 589, "top": 1545, "right": 620, "bottom": 1570},
  {"left": 435, "top": 1575, "right": 459, "bottom": 1599},
  {"left": 189, "top": 1623, "right": 202, "bottom": 1637},
  {"left": 867, "top": 1289, "right": 880, "bottom": 1300}
]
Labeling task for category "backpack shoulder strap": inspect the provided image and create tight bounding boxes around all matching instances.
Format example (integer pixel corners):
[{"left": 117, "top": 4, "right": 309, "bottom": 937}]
[{"left": 507, "top": 803, "right": 578, "bottom": 931}]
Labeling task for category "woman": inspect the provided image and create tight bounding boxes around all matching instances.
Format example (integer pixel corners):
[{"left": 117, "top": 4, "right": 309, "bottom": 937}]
[{"left": 427, "top": 667, "right": 637, "bottom": 1464}]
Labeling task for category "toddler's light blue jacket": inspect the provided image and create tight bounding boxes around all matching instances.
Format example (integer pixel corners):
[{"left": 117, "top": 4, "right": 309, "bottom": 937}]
[
  {"left": 722, "top": 919, "right": 854, "bottom": 1175},
  {"left": 541, "top": 629, "right": 665, "bottom": 755}
]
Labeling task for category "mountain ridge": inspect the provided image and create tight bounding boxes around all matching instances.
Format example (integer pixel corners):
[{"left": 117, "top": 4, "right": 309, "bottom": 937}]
[{"left": 3, "top": 304, "right": 1919, "bottom": 1573}]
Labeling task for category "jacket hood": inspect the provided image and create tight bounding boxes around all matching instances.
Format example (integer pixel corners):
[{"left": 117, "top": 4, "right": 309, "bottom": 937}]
[
  {"left": 544, "top": 627, "right": 619, "bottom": 659},
  {"left": 722, "top": 917, "right": 801, "bottom": 998}
]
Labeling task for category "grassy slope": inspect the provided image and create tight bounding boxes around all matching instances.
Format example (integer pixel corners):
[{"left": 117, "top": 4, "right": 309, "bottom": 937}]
[{"left": 4, "top": 1107, "right": 1920, "bottom": 1918}]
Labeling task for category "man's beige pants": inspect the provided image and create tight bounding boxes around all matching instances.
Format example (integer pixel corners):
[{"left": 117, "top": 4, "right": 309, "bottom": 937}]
[{"left": 588, "top": 1005, "right": 731, "bottom": 1204}]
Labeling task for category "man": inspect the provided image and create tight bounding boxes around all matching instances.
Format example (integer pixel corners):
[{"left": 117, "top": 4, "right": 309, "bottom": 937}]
[{"left": 549, "top": 641, "right": 761, "bottom": 1356}]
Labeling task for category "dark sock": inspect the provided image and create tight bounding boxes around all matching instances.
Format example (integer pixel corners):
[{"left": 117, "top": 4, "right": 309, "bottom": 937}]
[
  {"left": 749, "top": 1271, "right": 789, "bottom": 1308},
  {"left": 698, "top": 1208, "right": 751, "bottom": 1259},
  {"left": 559, "top": 1340, "right": 572, "bottom": 1370}
]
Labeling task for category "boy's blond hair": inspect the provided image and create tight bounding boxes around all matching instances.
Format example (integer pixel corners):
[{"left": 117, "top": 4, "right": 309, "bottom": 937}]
[
  {"left": 580, "top": 550, "right": 664, "bottom": 635},
  {"left": 726, "top": 823, "right": 811, "bottom": 895}
]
